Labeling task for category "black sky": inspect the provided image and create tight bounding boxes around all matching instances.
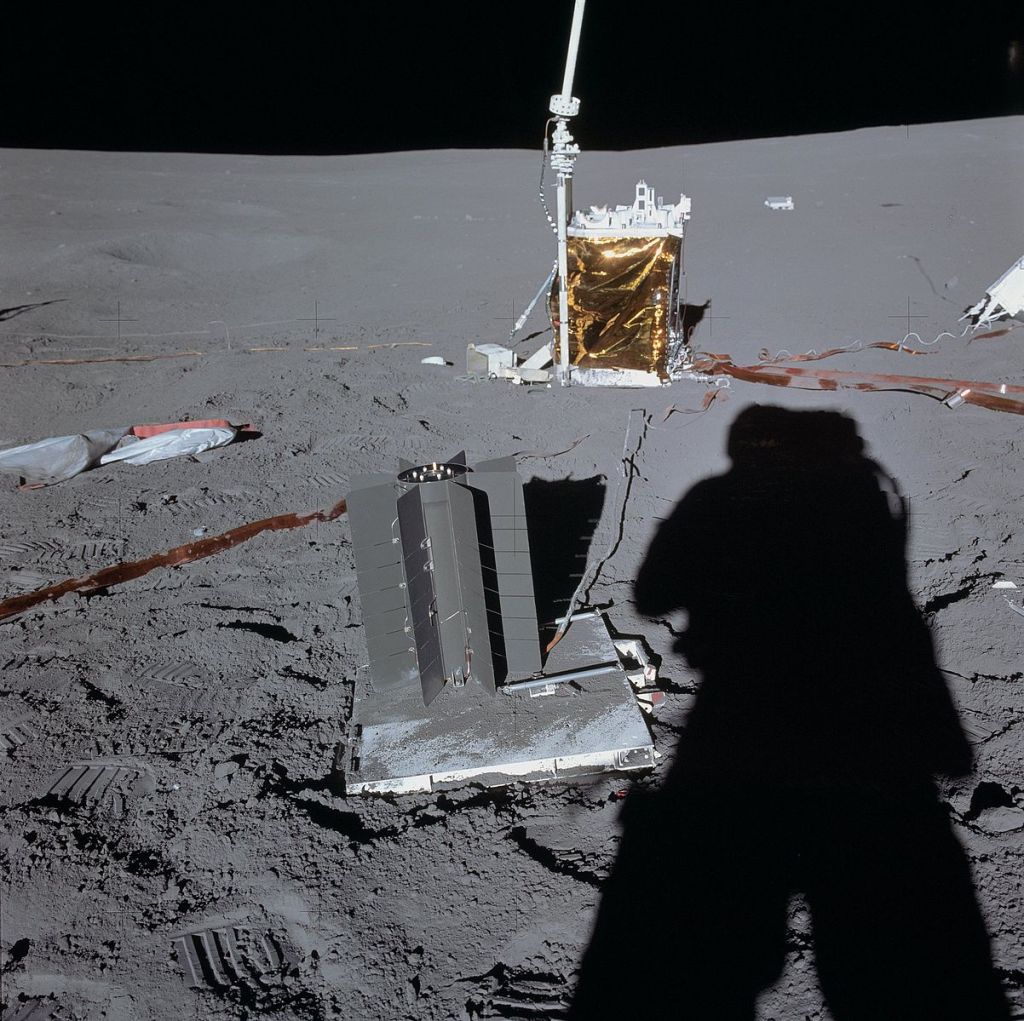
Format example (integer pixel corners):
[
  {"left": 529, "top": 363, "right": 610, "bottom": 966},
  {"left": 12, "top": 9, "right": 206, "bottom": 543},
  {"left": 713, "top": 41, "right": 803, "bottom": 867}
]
[{"left": 6, "top": 3, "right": 1023, "bottom": 154}]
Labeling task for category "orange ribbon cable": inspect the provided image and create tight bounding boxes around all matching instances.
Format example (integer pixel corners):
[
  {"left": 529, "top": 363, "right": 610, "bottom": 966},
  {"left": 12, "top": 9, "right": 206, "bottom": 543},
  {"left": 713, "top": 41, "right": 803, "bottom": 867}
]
[
  {"left": 0, "top": 351, "right": 202, "bottom": 368},
  {"left": 0, "top": 498, "right": 347, "bottom": 623},
  {"left": 695, "top": 356, "right": 1024, "bottom": 416}
]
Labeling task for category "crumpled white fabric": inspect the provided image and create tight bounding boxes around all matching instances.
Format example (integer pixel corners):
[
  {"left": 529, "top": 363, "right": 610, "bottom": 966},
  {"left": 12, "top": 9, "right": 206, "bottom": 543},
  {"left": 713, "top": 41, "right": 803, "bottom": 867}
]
[
  {"left": 99, "top": 427, "right": 236, "bottom": 466},
  {"left": 0, "top": 429, "right": 129, "bottom": 486},
  {"left": 0, "top": 425, "right": 237, "bottom": 487}
]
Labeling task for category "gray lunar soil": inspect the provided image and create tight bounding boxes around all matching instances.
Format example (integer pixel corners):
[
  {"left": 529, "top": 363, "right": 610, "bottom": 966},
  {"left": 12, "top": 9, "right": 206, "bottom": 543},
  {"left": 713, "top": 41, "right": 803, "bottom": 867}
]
[{"left": 1, "top": 117, "right": 1023, "bottom": 1019}]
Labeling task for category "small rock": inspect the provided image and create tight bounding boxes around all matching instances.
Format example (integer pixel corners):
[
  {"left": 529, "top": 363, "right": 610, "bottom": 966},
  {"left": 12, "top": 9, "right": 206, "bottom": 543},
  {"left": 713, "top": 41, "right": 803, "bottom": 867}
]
[
  {"left": 977, "top": 806, "right": 1024, "bottom": 834},
  {"left": 214, "top": 761, "right": 239, "bottom": 779}
]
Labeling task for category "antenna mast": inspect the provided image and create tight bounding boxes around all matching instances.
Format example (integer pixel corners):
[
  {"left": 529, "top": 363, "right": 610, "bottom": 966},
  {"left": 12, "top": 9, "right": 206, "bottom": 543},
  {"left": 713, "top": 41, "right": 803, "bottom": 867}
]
[{"left": 549, "top": 0, "right": 585, "bottom": 386}]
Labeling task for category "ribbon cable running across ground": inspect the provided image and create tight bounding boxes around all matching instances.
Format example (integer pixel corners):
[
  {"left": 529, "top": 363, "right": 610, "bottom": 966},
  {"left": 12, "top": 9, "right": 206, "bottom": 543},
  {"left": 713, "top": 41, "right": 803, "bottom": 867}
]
[
  {"left": 0, "top": 498, "right": 348, "bottom": 623},
  {"left": 695, "top": 355, "right": 1024, "bottom": 416}
]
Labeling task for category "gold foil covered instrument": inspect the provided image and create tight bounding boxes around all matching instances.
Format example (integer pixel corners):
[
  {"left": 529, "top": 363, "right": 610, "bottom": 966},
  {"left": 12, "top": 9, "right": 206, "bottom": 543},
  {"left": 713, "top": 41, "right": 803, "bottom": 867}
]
[{"left": 550, "top": 235, "right": 681, "bottom": 378}]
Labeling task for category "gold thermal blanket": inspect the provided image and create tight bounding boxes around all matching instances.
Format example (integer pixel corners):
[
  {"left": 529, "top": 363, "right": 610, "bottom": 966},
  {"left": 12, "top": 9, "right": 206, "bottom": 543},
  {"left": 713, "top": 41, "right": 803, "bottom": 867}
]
[{"left": 550, "top": 235, "right": 681, "bottom": 377}]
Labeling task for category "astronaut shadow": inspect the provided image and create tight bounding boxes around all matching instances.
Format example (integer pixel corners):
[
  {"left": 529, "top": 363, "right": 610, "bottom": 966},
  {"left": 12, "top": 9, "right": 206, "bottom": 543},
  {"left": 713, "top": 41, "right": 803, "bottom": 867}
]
[
  {"left": 569, "top": 405, "right": 1009, "bottom": 1021},
  {"left": 522, "top": 475, "right": 606, "bottom": 655}
]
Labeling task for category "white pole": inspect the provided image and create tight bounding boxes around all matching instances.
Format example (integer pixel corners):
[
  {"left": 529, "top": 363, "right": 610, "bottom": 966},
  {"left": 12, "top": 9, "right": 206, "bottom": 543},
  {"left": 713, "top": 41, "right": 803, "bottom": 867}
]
[
  {"left": 556, "top": 178, "right": 571, "bottom": 383},
  {"left": 561, "top": 0, "right": 586, "bottom": 98},
  {"left": 548, "top": 0, "right": 585, "bottom": 386}
]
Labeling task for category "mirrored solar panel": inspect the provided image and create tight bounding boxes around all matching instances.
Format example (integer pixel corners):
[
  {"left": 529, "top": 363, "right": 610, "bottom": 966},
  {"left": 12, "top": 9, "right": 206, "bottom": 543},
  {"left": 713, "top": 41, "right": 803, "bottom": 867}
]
[
  {"left": 397, "top": 487, "right": 445, "bottom": 705},
  {"left": 348, "top": 482, "right": 398, "bottom": 551},
  {"left": 348, "top": 454, "right": 541, "bottom": 704},
  {"left": 466, "top": 471, "right": 541, "bottom": 676},
  {"left": 449, "top": 479, "right": 495, "bottom": 693}
]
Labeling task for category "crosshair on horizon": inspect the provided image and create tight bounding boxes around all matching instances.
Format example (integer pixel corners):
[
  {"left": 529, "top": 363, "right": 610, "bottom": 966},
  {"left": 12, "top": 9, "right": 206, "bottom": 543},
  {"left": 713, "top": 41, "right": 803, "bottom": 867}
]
[{"left": 297, "top": 300, "right": 336, "bottom": 341}]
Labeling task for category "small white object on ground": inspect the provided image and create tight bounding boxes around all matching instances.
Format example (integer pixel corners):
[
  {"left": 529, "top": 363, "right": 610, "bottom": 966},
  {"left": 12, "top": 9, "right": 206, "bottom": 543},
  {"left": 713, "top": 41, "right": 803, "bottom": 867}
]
[
  {"left": 421, "top": 355, "right": 449, "bottom": 366},
  {"left": 765, "top": 196, "right": 795, "bottom": 210},
  {"left": 992, "top": 580, "right": 1018, "bottom": 589}
]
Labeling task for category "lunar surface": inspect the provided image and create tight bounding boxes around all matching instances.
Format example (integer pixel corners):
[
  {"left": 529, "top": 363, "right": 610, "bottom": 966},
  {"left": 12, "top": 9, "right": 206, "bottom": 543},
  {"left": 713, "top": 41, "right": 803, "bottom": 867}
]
[{"left": 1, "top": 116, "right": 1023, "bottom": 1019}]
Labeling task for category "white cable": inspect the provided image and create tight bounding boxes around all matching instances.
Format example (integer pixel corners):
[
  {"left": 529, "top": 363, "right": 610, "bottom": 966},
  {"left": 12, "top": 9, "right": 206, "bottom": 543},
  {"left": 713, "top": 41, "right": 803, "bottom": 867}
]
[
  {"left": 763, "top": 320, "right": 980, "bottom": 364},
  {"left": 896, "top": 321, "right": 974, "bottom": 351},
  {"left": 538, "top": 119, "right": 559, "bottom": 237},
  {"left": 549, "top": 409, "right": 648, "bottom": 647}
]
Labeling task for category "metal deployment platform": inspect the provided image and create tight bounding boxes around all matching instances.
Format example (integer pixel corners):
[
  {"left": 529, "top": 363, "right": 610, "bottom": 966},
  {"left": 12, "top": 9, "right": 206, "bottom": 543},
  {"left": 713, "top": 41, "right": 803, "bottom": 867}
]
[{"left": 344, "top": 613, "right": 656, "bottom": 795}]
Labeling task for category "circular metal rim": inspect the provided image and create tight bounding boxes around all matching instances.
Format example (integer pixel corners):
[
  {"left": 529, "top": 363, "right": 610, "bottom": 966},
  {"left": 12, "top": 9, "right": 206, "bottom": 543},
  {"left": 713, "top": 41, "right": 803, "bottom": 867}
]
[{"left": 397, "top": 461, "right": 471, "bottom": 485}]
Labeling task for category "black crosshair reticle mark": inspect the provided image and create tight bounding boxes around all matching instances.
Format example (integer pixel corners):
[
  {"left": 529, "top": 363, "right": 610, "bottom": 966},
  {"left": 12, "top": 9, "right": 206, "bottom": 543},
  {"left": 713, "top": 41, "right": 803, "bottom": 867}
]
[
  {"left": 99, "top": 301, "right": 138, "bottom": 344},
  {"left": 495, "top": 298, "right": 519, "bottom": 339},
  {"left": 296, "top": 301, "right": 337, "bottom": 342},
  {"left": 888, "top": 296, "right": 929, "bottom": 339},
  {"left": 705, "top": 298, "right": 730, "bottom": 339}
]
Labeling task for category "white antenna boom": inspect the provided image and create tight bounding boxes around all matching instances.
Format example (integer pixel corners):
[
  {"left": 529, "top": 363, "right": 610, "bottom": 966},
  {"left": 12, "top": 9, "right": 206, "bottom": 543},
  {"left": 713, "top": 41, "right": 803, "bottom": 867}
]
[
  {"left": 560, "top": 0, "right": 586, "bottom": 100},
  {"left": 549, "top": 0, "right": 586, "bottom": 385}
]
